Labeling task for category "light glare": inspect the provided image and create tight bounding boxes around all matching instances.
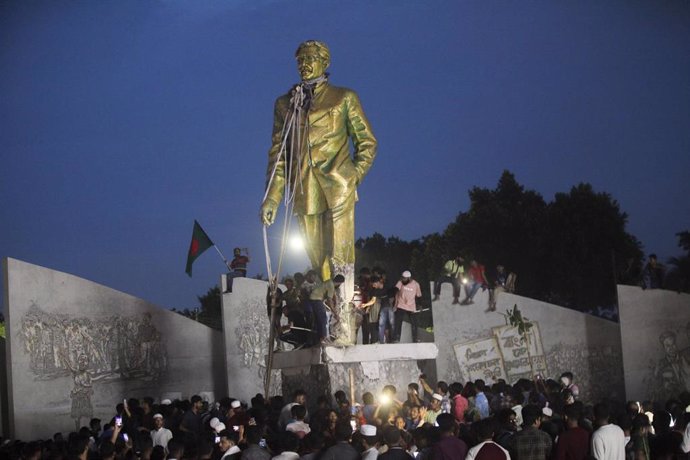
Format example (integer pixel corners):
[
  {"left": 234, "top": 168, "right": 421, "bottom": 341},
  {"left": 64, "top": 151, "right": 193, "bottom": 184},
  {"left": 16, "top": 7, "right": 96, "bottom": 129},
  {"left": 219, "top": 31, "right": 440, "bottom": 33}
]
[{"left": 289, "top": 235, "right": 304, "bottom": 251}]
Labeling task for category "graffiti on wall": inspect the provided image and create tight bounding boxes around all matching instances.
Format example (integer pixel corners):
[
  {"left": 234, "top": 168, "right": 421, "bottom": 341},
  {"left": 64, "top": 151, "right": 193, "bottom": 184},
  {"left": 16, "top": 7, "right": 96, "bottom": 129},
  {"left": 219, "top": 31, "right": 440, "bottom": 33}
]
[{"left": 453, "top": 322, "right": 548, "bottom": 384}]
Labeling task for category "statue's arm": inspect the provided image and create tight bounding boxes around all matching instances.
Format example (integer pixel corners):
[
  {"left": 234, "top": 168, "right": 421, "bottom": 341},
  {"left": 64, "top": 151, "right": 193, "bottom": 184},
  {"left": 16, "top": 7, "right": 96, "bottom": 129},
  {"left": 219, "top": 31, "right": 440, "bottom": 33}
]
[
  {"left": 345, "top": 91, "right": 377, "bottom": 185},
  {"left": 261, "top": 97, "right": 288, "bottom": 224}
]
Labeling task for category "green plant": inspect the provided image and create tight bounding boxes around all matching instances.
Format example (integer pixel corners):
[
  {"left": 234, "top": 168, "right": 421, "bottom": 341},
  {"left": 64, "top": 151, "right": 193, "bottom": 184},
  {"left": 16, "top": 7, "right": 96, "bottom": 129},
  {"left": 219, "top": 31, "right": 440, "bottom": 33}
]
[{"left": 502, "top": 304, "right": 535, "bottom": 377}]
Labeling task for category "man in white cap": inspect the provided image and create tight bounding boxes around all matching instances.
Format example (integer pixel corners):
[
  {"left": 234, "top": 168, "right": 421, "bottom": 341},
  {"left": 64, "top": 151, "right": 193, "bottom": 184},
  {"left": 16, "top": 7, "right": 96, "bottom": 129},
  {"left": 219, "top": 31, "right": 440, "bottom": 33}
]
[
  {"left": 150, "top": 413, "right": 173, "bottom": 450},
  {"left": 423, "top": 394, "right": 443, "bottom": 425},
  {"left": 227, "top": 400, "right": 249, "bottom": 429},
  {"left": 393, "top": 270, "right": 422, "bottom": 343},
  {"left": 360, "top": 425, "right": 379, "bottom": 460}
]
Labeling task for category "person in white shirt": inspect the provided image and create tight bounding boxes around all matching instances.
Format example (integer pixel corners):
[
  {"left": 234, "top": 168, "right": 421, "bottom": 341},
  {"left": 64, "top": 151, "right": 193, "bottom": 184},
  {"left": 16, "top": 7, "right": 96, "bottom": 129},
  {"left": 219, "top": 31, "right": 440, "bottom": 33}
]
[
  {"left": 681, "top": 416, "right": 690, "bottom": 454},
  {"left": 150, "top": 414, "right": 173, "bottom": 451},
  {"left": 591, "top": 403, "right": 625, "bottom": 460},
  {"left": 279, "top": 390, "right": 307, "bottom": 429},
  {"left": 285, "top": 405, "right": 310, "bottom": 439}
]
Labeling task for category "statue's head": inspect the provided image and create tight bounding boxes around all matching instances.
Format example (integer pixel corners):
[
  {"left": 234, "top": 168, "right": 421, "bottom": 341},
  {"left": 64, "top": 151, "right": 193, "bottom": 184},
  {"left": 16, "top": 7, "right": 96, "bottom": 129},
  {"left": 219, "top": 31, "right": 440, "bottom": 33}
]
[{"left": 295, "top": 40, "right": 330, "bottom": 81}]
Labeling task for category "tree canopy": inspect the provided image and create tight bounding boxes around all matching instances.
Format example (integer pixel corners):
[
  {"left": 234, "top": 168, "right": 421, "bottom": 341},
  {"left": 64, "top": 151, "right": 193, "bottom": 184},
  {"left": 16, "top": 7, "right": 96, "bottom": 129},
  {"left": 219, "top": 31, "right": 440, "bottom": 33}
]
[
  {"left": 356, "top": 170, "right": 646, "bottom": 313},
  {"left": 666, "top": 231, "right": 690, "bottom": 293}
]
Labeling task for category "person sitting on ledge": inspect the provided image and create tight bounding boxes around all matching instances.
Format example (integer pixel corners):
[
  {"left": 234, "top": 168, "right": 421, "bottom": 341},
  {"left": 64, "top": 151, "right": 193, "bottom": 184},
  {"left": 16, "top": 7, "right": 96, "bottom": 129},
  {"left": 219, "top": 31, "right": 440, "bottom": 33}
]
[
  {"left": 279, "top": 303, "right": 310, "bottom": 350},
  {"left": 461, "top": 259, "right": 488, "bottom": 305},
  {"left": 433, "top": 255, "right": 465, "bottom": 304}
]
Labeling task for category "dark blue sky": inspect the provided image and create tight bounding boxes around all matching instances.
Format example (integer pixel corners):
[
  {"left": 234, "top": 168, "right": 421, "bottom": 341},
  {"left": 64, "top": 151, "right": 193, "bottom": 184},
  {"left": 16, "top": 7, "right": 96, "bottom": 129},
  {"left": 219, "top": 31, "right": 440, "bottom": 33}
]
[{"left": 1, "top": 1, "right": 689, "bottom": 311}]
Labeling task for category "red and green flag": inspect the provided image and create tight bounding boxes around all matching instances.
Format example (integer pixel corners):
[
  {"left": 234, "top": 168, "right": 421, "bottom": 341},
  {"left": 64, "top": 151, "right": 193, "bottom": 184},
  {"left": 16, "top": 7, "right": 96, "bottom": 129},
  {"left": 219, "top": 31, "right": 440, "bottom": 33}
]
[{"left": 185, "top": 220, "right": 214, "bottom": 277}]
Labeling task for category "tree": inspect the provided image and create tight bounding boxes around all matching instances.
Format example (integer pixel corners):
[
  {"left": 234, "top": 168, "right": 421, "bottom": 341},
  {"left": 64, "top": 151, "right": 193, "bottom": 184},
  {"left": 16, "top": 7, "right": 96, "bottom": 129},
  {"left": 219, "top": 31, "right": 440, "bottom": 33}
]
[
  {"left": 196, "top": 285, "right": 222, "bottom": 330},
  {"left": 666, "top": 230, "right": 690, "bottom": 293},
  {"left": 441, "top": 170, "right": 549, "bottom": 300},
  {"left": 355, "top": 233, "right": 424, "bottom": 284},
  {"left": 545, "top": 183, "right": 642, "bottom": 310}
]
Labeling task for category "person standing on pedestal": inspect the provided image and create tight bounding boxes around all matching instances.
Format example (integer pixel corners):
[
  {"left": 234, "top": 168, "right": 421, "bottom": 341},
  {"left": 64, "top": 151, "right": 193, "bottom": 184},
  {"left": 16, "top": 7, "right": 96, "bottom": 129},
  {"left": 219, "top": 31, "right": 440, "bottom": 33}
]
[
  {"left": 308, "top": 274, "right": 345, "bottom": 345},
  {"left": 393, "top": 270, "right": 421, "bottom": 343},
  {"left": 225, "top": 247, "right": 249, "bottom": 293},
  {"left": 260, "top": 40, "right": 377, "bottom": 345}
]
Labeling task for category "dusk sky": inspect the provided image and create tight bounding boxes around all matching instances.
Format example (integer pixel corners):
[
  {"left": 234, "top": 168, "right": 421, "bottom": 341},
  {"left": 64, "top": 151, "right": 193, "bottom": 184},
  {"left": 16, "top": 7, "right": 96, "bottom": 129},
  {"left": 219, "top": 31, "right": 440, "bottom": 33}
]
[{"left": 2, "top": 1, "right": 689, "bottom": 311}]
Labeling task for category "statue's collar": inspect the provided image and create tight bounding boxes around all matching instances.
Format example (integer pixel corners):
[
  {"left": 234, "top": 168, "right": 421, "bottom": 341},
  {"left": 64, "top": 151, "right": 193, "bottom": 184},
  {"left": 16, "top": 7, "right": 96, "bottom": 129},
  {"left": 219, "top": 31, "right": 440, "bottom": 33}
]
[{"left": 301, "top": 73, "right": 329, "bottom": 93}]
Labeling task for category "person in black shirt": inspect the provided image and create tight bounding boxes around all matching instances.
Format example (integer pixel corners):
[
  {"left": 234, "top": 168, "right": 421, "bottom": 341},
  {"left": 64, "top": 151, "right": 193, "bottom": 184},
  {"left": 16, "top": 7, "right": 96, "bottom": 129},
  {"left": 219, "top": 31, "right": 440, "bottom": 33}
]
[{"left": 280, "top": 305, "right": 310, "bottom": 349}]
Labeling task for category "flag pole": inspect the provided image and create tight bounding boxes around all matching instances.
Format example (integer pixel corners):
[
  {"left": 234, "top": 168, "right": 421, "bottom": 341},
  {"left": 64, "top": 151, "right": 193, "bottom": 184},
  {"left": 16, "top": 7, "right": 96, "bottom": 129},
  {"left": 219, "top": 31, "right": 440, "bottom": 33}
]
[{"left": 212, "top": 245, "right": 233, "bottom": 272}]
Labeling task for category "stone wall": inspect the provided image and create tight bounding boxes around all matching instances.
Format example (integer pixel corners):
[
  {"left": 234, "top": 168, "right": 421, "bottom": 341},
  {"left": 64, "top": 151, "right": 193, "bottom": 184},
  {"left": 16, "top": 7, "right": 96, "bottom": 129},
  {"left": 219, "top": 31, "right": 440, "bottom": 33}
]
[
  {"left": 221, "top": 277, "right": 281, "bottom": 404},
  {"left": 432, "top": 284, "right": 624, "bottom": 403},
  {"left": 3, "top": 258, "right": 226, "bottom": 440},
  {"left": 275, "top": 344, "right": 438, "bottom": 407},
  {"left": 618, "top": 285, "right": 690, "bottom": 401},
  {"left": 0, "top": 338, "right": 7, "bottom": 438}
]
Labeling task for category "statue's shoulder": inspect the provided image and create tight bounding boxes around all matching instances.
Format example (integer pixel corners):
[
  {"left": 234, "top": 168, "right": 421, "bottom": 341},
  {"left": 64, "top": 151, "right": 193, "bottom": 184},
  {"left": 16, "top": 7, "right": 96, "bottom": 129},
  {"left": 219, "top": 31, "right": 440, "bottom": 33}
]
[
  {"left": 274, "top": 90, "right": 293, "bottom": 105},
  {"left": 325, "top": 84, "right": 358, "bottom": 98}
]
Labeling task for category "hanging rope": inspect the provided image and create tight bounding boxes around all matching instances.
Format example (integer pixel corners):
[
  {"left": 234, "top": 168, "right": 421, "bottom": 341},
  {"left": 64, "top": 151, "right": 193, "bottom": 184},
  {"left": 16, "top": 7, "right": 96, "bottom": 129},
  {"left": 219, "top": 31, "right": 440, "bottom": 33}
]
[{"left": 262, "top": 80, "right": 317, "bottom": 396}]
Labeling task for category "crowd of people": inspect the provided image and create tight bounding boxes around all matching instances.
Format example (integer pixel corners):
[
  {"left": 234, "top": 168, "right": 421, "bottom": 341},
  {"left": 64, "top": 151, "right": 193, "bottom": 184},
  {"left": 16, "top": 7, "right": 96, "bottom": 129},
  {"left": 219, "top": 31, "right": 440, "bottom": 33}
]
[
  {"left": 268, "top": 266, "right": 426, "bottom": 348},
  {"left": 3, "top": 372, "right": 690, "bottom": 460}
]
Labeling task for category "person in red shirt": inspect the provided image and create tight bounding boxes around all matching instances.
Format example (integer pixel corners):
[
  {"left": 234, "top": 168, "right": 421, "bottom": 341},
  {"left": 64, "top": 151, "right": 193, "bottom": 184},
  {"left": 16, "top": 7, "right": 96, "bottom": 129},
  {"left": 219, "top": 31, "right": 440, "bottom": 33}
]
[
  {"left": 432, "top": 413, "right": 468, "bottom": 460},
  {"left": 554, "top": 403, "right": 590, "bottom": 460},
  {"left": 449, "top": 382, "right": 469, "bottom": 424},
  {"left": 461, "top": 260, "right": 487, "bottom": 305},
  {"left": 230, "top": 247, "right": 250, "bottom": 275},
  {"left": 225, "top": 247, "right": 250, "bottom": 292}
]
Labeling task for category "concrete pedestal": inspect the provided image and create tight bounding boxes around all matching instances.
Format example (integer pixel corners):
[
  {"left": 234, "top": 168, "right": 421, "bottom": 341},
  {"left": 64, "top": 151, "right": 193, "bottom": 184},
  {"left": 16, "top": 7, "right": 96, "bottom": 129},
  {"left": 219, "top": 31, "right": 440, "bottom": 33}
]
[{"left": 272, "top": 343, "right": 438, "bottom": 405}]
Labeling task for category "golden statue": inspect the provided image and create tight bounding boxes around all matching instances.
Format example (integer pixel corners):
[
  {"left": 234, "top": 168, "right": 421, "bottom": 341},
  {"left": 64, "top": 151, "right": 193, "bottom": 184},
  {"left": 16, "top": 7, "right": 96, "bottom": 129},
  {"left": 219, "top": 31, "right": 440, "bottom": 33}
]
[{"left": 260, "top": 40, "right": 377, "bottom": 344}]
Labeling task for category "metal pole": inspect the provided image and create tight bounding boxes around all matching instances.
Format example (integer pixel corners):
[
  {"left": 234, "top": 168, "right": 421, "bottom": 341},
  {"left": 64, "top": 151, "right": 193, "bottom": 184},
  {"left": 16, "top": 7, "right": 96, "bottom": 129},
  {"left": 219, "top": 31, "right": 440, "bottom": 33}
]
[{"left": 212, "top": 245, "right": 233, "bottom": 272}]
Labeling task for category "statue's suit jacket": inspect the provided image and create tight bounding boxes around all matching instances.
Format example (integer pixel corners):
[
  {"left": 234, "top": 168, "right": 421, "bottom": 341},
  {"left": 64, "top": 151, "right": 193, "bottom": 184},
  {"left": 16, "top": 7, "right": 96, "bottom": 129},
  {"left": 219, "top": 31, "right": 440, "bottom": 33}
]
[{"left": 264, "top": 81, "right": 377, "bottom": 216}]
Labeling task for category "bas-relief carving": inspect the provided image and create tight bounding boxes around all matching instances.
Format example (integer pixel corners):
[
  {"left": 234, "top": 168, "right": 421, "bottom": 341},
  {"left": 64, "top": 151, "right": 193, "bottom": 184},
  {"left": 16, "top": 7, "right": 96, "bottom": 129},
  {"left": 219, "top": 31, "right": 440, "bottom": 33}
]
[
  {"left": 233, "top": 298, "right": 281, "bottom": 395},
  {"left": 19, "top": 305, "right": 167, "bottom": 380},
  {"left": 545, "top": 342, "right": 623, "bottom": 402},
  {"left": 642, "top": 326, "right": 690, "bottom": 401},
  {"left": 19, "top": 304, "right": 168, "bottom": 428}
]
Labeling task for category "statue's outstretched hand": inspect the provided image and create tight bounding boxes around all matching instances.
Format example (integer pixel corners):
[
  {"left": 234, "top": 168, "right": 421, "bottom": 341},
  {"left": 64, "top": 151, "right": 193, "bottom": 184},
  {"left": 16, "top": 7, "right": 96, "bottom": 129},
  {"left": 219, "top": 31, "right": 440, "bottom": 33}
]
[{"left": 261, "top": 200, "right": 278, "bottom": 226}]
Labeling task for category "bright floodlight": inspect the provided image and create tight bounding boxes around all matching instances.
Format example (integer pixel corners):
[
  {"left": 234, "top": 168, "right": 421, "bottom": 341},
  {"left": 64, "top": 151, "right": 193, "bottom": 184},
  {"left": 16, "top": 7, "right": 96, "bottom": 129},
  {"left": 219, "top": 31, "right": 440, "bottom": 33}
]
[{"left": 289, "top": 234, "right": 304, "bottom": 251}]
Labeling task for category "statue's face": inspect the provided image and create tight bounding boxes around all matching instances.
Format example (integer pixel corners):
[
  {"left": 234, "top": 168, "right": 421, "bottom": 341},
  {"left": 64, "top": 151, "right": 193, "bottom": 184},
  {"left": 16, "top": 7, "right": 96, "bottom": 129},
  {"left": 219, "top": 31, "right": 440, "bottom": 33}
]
[{"left": 296, "top": 47, "right": 327, "bottom": 81}]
